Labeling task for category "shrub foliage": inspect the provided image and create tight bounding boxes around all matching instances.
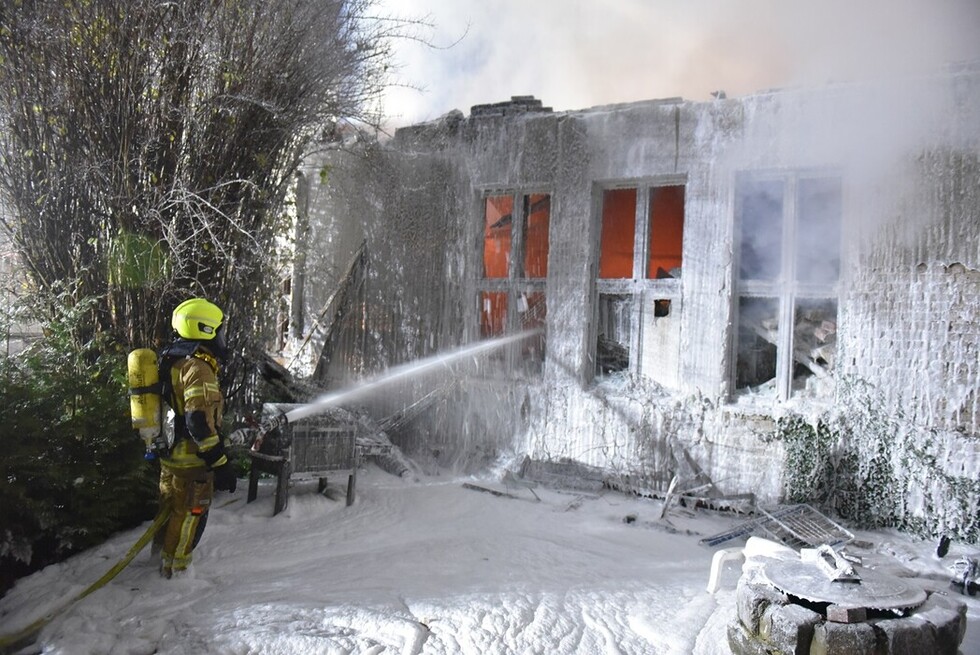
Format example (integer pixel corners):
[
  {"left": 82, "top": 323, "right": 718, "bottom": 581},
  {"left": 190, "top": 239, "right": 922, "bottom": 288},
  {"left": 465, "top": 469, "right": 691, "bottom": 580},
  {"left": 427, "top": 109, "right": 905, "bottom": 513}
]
[{"left": 0, "top": 296, "right": 156, "bottom": 596}]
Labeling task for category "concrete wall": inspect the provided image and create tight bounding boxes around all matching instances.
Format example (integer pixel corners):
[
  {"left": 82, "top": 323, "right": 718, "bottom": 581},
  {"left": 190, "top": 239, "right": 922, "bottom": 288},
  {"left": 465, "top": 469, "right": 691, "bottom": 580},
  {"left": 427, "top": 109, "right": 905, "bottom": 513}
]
[{"left": 296, "top": 63, "right": 980, "bottom": 539}]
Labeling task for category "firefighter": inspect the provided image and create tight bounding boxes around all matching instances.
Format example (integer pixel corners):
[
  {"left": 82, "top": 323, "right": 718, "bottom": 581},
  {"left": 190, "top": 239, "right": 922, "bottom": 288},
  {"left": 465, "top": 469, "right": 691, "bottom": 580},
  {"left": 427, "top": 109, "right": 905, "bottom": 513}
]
[{"left": 156, "top": 297, "right": 237, "bottom": 578}]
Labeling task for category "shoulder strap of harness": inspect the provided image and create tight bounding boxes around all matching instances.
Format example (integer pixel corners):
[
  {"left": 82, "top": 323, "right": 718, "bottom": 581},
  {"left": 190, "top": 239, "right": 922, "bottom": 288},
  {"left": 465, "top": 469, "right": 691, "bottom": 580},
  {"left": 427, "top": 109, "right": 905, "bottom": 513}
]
[{"left": 157, "top": 340, "right": 202, "bottom": 410}]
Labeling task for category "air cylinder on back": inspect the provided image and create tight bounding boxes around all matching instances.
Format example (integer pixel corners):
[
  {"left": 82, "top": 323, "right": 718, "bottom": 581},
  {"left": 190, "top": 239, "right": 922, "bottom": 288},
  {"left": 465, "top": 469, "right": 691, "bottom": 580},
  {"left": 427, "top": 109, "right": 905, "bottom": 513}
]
[{"left": 127, "top": 348, "right": 163, "bottom": 459}]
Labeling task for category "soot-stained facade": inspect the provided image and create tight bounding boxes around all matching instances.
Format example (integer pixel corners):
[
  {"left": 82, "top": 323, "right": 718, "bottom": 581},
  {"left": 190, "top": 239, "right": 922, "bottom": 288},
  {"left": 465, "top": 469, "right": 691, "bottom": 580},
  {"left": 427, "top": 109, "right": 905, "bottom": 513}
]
[{"left": 289, "top": 65, "right": 980, "bottom": 541}]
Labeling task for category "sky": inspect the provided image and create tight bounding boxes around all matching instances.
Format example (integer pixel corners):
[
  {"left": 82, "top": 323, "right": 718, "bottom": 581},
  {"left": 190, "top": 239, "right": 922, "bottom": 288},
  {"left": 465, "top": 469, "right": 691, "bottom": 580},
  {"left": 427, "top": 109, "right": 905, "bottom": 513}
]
[
  {"left": 2, "top": 464, "right": 978, "bottom": 653},
  {"left": 378, "top": 0, "right": 980, "bottom": 127}
]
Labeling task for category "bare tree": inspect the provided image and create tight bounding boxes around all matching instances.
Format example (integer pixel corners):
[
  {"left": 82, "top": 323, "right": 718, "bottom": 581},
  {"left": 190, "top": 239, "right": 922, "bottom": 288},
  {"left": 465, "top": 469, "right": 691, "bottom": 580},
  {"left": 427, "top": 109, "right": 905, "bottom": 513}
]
[{"left": 0, "top": 0, "right": 396, "bottom": 395}]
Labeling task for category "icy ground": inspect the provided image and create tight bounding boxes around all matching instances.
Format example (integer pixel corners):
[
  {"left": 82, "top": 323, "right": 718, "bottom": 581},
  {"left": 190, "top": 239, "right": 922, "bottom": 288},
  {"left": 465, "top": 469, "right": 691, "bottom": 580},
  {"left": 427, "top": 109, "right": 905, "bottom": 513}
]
[{"left": 2, "top": 464, "right": 978, "bottom": 654}]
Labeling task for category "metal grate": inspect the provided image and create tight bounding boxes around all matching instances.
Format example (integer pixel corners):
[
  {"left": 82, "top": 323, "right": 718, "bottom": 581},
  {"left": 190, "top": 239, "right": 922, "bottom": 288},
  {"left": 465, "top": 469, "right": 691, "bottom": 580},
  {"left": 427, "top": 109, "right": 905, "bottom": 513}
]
[
  {"left": 700, "top": 504, "right": 853, "bottom": 549},
  {"left": 757, "top": 505, "right": 854, "bottom": 549}
]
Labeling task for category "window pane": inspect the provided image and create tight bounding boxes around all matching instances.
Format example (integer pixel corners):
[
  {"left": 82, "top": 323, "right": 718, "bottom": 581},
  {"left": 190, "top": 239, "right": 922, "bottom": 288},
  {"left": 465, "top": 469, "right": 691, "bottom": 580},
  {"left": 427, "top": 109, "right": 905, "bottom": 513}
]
[
  {"left": 638, "top": 297, "right": 680, "bottom": 389},
  {"left": 596, "top": 293, "right": 631, "bottom": 375},
  {"left": 599, "top": 188, "right": 637, "bottom": 279},
  {"left": 523, "top": 193, "right": 550, "bottom": 278},
  {"left": 792, "top": 299, "right": 837, "bottom": 395},
  {"left": 483, "top": 195, "right": 513, "bottom": 279},
  {"left": 518, "top": 291, "right": 547, "bottom": 367},
  {"left": 796, "top": 178, "right": 842, "bottom": 285},
  {"left": 735, "top": 296, "right": 779, "bottom": 391},
  {"left": 737, "top": 180, "right": 784, "bottom": 281},
  {"left": 480, "top": 291, "right": 508, "bottom": 338},
  {"left": 647, "top": 185, "right": 685, "bottom": 279}
]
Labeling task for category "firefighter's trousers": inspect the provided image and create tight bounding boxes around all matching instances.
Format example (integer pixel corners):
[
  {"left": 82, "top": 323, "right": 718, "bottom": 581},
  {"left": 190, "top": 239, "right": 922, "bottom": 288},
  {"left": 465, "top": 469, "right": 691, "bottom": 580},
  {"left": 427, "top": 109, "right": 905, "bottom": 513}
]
[{"left": 158, "top": 466, "right": 213, "bottom": 575}]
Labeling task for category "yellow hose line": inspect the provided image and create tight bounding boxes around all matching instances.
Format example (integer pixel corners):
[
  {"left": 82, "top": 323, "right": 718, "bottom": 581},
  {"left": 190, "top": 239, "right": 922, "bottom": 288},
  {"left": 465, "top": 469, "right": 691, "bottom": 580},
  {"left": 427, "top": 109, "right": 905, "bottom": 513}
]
[{"left": 0, "top": 507, "right": 172, "bottom": 652}]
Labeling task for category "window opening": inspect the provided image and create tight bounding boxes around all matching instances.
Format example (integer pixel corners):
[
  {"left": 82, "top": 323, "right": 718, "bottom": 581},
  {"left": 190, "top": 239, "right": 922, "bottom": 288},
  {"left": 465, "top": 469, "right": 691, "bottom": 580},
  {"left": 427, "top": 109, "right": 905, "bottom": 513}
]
[
  {"left": 483, "top": 195, "right": 513, "bottom": 279},
  {"left": 599, "top": 188, "right": 637, "bottom": 279},
  {"left": 792, "top": 298, "right": 838, "bottom": 395},
  {"left": 647, "top": 185, "right": 685, "bottom": 279},
  {"left": 479, "top": 290, "right": 508, "bottom": 338},
  {"left": 734, "top": 173, "right": 841, "bottom": 401},
  {"left": 523, "top": 194, "right": 550, "bottom": 278},
  {"left": 735, "top": 296, "right": 779, "bottom": 390},
  {"left": 518, "top": 291, "right": 547, "bottom": 371},
  {"left": 737, "top": 179, "right": 783, "bottom": 282},
  {"left": 478, "top": 191, "right": 550, "bottom": 375},
  {"left": 596, "top": 293, "right": 631, "bottom": 374},
  {"left": 594, "top": 182, "right": 685, "bottom": 383},
  {"left": 796, "top": 178, "right": 842, "bottom": 285}
]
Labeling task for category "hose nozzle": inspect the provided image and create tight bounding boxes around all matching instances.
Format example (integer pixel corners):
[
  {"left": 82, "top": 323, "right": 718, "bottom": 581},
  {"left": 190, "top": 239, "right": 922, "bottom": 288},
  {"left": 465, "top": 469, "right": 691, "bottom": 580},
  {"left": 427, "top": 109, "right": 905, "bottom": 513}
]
[{"left": 249, "top": 408, "right": 289, "bottom": 452}]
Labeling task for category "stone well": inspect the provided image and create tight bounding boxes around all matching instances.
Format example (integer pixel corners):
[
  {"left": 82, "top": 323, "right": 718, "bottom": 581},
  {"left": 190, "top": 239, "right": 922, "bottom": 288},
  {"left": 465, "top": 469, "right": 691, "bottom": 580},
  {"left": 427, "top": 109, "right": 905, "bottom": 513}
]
[{"left": 727, "top": 564, "right": 968, "bottom": 655}]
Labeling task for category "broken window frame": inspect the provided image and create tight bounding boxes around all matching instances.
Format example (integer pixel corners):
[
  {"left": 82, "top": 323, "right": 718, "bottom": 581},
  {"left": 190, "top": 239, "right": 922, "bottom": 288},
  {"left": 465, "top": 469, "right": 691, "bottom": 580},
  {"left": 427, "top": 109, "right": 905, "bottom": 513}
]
[
  {"left": 731, "top": 170, "right": 842, "bottom": 402},
  {"left": 476, "top": 188, "right": 550, "bottom": 376},
  {"left": 592, "top": 178, "right": 686, "bottom": 382}
]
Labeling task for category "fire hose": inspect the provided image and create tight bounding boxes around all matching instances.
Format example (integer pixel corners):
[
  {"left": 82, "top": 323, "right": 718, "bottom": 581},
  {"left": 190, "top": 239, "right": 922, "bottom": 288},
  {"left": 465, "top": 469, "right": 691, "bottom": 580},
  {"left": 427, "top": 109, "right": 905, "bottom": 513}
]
[{"left": 0, "top": 507, "right": 172, "bottom": 654}]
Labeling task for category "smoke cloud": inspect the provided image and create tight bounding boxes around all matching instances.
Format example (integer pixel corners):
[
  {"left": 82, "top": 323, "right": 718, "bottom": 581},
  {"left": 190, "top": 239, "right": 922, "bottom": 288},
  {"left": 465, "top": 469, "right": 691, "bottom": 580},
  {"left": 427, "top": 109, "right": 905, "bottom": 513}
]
[{"left": 378, "top": 0, "right": 980, "bottom": 127}]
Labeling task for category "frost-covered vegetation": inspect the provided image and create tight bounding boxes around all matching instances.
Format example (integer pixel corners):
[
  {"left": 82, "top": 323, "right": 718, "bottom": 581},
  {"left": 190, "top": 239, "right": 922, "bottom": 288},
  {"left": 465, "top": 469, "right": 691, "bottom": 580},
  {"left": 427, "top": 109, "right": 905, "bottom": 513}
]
[{"left": 764, "top": 377, "right": 980, "bottom": 543}]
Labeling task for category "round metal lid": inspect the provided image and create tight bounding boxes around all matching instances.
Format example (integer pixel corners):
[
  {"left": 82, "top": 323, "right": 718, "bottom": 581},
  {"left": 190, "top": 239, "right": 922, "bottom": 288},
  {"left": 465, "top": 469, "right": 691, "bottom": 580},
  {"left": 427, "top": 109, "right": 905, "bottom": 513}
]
[{"left": 762, "top": 560, "right": 927, "bottom": 610}]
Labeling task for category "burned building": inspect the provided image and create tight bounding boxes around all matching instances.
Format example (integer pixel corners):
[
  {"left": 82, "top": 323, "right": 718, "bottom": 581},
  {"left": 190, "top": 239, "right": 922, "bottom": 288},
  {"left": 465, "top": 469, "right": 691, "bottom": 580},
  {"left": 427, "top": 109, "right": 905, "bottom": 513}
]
[{"left": 287, "top": 64, "right": 980, "bottom": 541}]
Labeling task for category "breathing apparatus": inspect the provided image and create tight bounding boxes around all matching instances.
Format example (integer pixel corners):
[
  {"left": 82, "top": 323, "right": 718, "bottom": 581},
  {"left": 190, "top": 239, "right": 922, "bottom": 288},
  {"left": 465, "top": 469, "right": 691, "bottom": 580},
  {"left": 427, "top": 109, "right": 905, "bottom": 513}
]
[
  {"left": 127, "top": 298, "right": 225, "bottom": 459},
  {"left": 127, "top": 348, "right": 168, "bottom": 459}
]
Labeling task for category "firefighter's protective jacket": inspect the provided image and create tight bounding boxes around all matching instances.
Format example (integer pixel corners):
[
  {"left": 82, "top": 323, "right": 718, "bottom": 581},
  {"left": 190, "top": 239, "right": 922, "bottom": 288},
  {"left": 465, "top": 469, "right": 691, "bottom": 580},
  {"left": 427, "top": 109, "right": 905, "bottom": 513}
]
[{"left": 160, "top": 347, "right": 227, "bottom": 471}]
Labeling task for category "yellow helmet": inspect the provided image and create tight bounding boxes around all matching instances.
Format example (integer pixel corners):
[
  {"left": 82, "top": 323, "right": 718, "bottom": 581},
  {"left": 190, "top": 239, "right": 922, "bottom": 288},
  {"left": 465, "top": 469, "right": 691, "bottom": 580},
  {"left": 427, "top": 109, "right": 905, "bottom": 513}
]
[{"left": 171, "top": 298, "right": 223, "bottom": 340}]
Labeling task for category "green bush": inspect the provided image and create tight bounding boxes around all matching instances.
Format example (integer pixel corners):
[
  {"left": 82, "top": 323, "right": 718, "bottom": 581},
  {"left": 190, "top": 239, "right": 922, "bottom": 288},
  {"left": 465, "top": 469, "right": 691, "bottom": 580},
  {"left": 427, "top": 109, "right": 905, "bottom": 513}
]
[{"left": 0, "top": 296, "right": 157, "bottom": 597}]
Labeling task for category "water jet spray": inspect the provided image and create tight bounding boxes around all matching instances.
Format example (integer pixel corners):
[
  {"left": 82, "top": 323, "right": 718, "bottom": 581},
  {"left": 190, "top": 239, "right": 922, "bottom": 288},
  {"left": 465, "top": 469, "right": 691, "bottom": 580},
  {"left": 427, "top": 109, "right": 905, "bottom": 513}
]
[{"left": 240, "top": 330, "right": 541, "bottom": 450}]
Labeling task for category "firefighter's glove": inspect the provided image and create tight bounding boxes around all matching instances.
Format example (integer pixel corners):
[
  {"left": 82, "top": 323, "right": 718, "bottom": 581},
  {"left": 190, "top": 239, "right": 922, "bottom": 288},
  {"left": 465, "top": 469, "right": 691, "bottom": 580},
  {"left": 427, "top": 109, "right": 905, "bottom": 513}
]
[
  {"left": 197, "top": 441, "right": 228, "bottom": 470},
  {"left": 227, "top": 428, "right": 251, "bottom": 447},
  {"left": 213, "top": 462, "right": 238, "bottom": 493}
]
